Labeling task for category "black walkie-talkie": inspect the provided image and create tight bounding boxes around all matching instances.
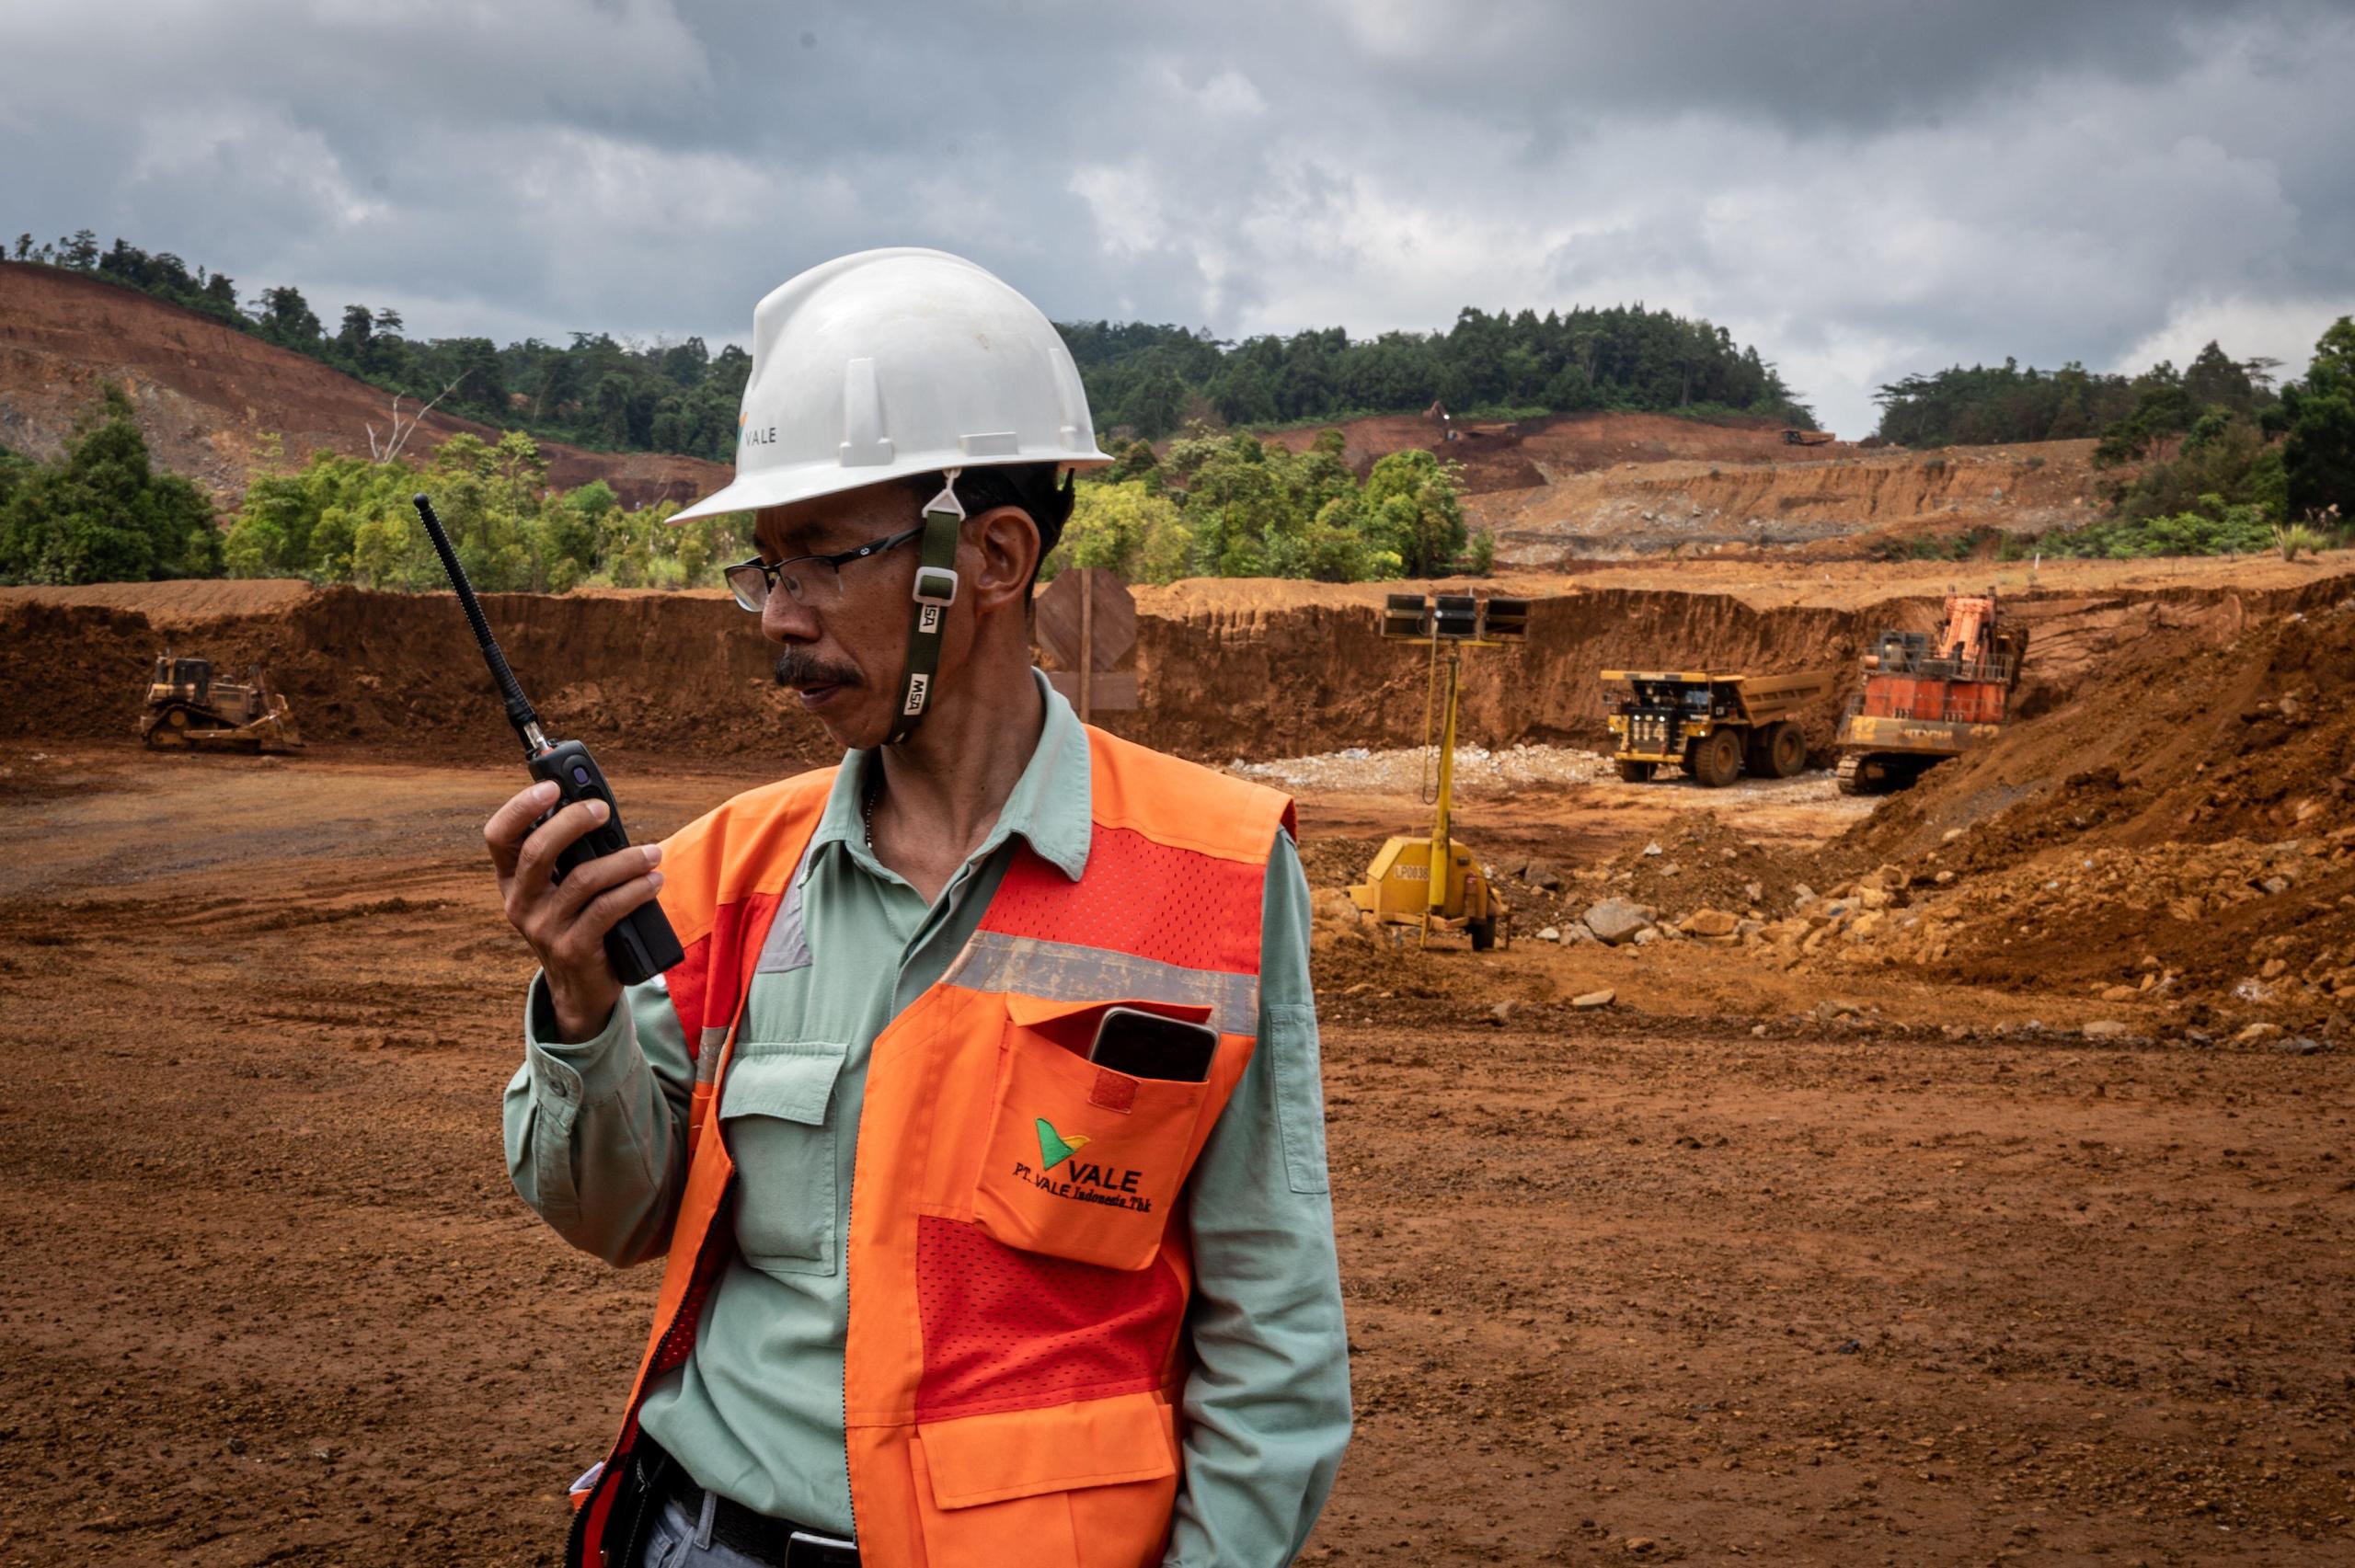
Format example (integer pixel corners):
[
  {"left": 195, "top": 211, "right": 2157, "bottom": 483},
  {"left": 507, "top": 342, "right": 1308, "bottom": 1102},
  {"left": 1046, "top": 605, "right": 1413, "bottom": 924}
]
[{"left": 412, "top": 494, "right": 685, "bottom": 985}]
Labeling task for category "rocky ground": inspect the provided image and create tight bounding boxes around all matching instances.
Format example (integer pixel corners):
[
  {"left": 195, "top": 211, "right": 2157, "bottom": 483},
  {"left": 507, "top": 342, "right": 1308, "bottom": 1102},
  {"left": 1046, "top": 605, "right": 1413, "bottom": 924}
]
[{"left": 1233, "top": 741, "right": 1616, "bottom": 795}]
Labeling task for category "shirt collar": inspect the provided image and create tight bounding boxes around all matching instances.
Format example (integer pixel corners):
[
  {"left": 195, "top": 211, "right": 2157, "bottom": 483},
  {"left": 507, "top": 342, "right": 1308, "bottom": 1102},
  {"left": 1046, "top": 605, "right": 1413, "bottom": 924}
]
[
  {"left": 994, "top": 668, "right": 1092, "bottom": 881},
  {"left": 801, "top": 668, "right": 1092, "bottom": 886}
]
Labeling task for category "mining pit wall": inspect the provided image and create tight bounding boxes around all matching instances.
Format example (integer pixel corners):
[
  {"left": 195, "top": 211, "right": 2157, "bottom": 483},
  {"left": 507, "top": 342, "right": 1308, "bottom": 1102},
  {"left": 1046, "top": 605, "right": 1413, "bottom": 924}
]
[
  {"left": 1475, "top": 445, "right": 2097, "bottom": 560},
  {"left": 4, "top": 577, "right": 2341, "bottom": 770}
]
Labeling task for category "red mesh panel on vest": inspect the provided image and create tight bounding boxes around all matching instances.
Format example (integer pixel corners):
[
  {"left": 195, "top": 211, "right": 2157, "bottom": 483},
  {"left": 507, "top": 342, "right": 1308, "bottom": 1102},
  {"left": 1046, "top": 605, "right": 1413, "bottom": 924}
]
[
  {"left": 666, "top": 891, "right": 778, "bottom": 1054},
  {"left": 649, "top": 1204, "right": 735, "bottom": 1376},
  {"left": 978, "top": 826, "right": 1262, "bottom": 975},
  {"left": 914, "top": 1215, "right": 1185, "bottom": 1421},
  {"left": 663, "top": 931, "right": 712, "bottom": 1052}
]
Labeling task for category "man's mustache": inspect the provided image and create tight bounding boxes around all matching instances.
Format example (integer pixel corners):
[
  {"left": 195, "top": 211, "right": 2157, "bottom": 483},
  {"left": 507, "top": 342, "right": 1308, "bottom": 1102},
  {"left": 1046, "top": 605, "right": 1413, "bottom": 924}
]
[{"left": 774, "top": 650, "right": 866, "bottom": 690}]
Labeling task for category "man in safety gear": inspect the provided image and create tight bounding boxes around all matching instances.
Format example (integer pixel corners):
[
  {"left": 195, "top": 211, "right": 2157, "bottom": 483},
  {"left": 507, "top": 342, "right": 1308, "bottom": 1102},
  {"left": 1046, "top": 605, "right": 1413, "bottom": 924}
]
[{"left": 488, "top": 249, "right": 1350, "bottom": 1567}]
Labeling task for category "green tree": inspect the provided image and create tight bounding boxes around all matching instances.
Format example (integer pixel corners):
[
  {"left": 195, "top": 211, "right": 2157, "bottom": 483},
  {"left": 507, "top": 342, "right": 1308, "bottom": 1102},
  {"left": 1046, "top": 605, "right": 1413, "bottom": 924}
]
[
  {"left": 448, "top": 337, "right": 508, "bottom": 416},
  {"left": 2276, "top": 317, "right": 2355, "bottom": 525},
  {"left": 2303, "top": 316, "right": 2355, "bottom": 401},
  {"left": 1298, "top": 494, "right": 1396, "bottom": 581},
  {"left": 351, "top": 507, "right": 428, "bottom": 589},
  {"left": 0, "top": 445, "right": 34, "bottom": 520},
  {"left": 2181, "top": 339, "right": 2260, "bottom": 414},
  {"left": 1122, "top": 369, "right": 1189, "bottom": 439},
  {"left": 0, "top": 383, "right": 218, "bottom": 584},
  {"left": 337, "top": 303, "right": 376, "bottom": 365},
  {"left": 217, "top": 430, "right": 664, "bottom": 592},
  {"left": 255, "top": 284, "right": 324, "bottom": 348},
  {"left": 1101, "top": 438, "right": 1161, "bottom": 486},
  {"left": 1875, "top": 358, "right": 2140, "bottom": 448},
  {"left": 1093, "top": 428, "right": 1468, "bottom": 584},
  {"left": 2110, "top": 410, "right": 2272, "bottom": 521},
  {"left": 490, "top": 429, "right": 548, "bottom": 515},
  {"left": 2092, "top": 362, "right": 2200, "bottom": 467},
  {"left": 592, "top": 373, "right": 635, "bottom": 447},
  {"left": 1051, "top": 481, "right": 1192, "bottom": 585},
  {"left": 1362, "top": 450, "right": 1468, "bottom": 576},
  {"left": 2282, "top": 390, "right": 2355, "bottom": 522}
]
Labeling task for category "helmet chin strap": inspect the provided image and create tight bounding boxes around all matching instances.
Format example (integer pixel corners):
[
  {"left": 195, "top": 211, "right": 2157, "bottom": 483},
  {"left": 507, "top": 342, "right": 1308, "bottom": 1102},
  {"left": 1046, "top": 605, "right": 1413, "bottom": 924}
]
[{"left": 884, "top": 467, "right": 963, "bottom": 747}]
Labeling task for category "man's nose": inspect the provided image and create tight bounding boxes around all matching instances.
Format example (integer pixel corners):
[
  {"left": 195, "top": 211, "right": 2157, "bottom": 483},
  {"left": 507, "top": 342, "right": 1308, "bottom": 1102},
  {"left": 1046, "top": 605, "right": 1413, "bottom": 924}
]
[{"left": 761, "top": 586, "right": 821, "bottom": 644}]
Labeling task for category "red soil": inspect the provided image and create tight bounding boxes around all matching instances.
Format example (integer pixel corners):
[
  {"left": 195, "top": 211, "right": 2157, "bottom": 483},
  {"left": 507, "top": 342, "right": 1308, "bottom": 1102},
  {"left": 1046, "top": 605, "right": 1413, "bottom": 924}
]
[{"left": 0, "top": 266, "right": 728, "bottom": 509}]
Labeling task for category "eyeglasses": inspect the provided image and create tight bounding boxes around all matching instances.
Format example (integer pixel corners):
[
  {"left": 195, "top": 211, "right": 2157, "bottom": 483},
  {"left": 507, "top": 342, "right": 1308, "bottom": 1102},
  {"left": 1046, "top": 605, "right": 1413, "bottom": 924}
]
[{"left": 722, "top": 523, "right": 925, "bottom": 612}]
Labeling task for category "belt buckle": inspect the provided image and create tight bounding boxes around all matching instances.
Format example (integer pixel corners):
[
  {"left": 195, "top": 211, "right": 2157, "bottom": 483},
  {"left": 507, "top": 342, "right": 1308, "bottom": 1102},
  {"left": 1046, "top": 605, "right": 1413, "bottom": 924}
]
[{"left": 784, "top": 1527, "right": 857, "bottom": 1566}]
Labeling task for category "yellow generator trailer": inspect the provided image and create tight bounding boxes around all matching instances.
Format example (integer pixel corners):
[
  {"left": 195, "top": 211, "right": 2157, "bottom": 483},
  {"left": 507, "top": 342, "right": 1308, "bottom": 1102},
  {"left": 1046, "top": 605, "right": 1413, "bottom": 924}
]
[
  {"left": 1348, "top": 592, "right": 1527, "bottom": 950},
  {"left": 1350, "top": 826, "right": 1502, "bottom": 947},
  {"left": 1602, "top": 667, "right": 1832, "bottom": 787}
]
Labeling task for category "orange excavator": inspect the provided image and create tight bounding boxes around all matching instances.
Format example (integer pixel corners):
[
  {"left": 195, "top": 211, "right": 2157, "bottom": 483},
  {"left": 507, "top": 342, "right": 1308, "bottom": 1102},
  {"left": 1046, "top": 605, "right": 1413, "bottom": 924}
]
[{"left": 1833, "top": 591, "right": 2026, "bottom": 795}]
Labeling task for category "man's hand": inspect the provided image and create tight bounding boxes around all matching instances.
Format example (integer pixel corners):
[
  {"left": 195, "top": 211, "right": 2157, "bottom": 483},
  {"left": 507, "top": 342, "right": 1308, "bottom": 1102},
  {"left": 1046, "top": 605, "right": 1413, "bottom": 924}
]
[{"left": 485, "top": 779, "right": 665, "bottom": 1043}]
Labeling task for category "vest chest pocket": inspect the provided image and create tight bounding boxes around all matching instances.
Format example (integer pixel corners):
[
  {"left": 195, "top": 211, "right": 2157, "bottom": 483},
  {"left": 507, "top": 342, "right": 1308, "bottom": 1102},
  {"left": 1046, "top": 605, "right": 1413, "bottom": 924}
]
[
  {"left": 718, "top": 1039, "right": 848, "bottom": 1277},
  {"left": 970, "top": 997, "right": 1228, "bottom": 1273}
]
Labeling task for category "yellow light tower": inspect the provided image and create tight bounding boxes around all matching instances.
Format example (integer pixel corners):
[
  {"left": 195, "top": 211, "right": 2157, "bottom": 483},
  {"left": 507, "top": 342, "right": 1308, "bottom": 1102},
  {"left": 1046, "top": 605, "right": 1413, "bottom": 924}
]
[{"left": 1348, "top": 591, "right": 1529, "bottom": 950}]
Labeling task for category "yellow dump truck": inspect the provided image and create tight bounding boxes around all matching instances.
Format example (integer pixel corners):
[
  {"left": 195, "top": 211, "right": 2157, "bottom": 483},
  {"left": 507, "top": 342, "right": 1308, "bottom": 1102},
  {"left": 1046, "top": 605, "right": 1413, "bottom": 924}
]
[{"left": 1602, "top": 668, "right": 1834, "bottom": 787}]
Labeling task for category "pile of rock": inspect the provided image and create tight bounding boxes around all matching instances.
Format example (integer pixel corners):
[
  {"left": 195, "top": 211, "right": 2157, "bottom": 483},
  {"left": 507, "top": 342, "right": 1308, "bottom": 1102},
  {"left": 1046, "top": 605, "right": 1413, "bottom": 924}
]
[
  {"left": 1738, "top": 863, "right": 1921, "bottom": 969},
  {"left": 1586, "top": 815, "right": 1830, "bottom": 921}
]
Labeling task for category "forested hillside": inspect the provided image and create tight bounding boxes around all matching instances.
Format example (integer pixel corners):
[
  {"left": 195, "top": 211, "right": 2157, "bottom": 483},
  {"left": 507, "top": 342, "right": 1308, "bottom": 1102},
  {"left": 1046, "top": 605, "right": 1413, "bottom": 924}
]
[
  {"left": 1871, "top": 325, "right": 2355, "bottom": 560},
  {"left": 1063, "top": 305, "right": 1814, "bottom": 437},
  {"left": 4, "top": 231, "right": 1813, "bottom": 456},
  {"left": 1872, "top": 342, "right": 2278, "bottom": 448}
]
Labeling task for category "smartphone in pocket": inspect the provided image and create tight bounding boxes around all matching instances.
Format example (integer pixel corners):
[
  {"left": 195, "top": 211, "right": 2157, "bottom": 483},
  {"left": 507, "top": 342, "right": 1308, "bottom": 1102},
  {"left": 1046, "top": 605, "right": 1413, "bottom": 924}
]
[{"left": 1086, "top": 1006, "right": 1219, "bottom": 1083}]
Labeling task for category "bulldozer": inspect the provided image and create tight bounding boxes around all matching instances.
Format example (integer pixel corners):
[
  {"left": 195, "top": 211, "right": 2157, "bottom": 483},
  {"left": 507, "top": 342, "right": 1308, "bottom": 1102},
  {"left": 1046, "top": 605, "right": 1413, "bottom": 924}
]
[
  {"left": 139, "top": 652, "right": 304, "bottom": 753},
  {"left": 1348, "top": 592, "right": 1528, "bottom": 950},
  {"left": 1834, "top": 592, "right": 2025, "bottom": 795}
]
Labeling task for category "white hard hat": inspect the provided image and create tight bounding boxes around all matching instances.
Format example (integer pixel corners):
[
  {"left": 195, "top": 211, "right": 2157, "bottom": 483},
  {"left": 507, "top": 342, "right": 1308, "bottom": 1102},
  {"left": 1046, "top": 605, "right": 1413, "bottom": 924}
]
[{"left": 671, "top": 248, "right": 1109, "bottom": 522}]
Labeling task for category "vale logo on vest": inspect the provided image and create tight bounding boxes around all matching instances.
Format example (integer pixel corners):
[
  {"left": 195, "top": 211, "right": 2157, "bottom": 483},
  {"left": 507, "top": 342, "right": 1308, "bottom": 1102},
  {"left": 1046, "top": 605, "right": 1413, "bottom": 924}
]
[{"left": 1015, "top": 1117, "right": 1153, "bottom": 1214}]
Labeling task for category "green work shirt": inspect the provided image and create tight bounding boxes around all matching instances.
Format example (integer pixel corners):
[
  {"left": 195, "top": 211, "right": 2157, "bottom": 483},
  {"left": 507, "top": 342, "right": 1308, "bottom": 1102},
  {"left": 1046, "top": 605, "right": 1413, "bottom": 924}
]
[{"left": 502, "top": 674, "right": 1350, "bottom": 1566}]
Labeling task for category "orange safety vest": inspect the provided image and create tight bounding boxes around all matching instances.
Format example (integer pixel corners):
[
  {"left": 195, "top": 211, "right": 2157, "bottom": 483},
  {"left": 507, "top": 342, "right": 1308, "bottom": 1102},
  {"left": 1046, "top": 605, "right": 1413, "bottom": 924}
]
[{"left": 569, "top": 726, "right": 1294, "bottom": 1568}]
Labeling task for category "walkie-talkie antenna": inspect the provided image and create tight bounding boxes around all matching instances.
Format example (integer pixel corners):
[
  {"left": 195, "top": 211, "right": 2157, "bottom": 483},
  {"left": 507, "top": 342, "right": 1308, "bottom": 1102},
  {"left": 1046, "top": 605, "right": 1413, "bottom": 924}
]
[{"left": 411, "top": 493, "right": 548, "bottom": 755}]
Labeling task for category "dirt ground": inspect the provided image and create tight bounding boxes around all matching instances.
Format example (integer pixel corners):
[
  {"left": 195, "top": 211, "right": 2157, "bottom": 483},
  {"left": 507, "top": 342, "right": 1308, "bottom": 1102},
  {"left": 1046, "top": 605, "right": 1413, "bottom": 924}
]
[
  {"left": 1248, "top": 411, "right": 1864, "bottom": 499},
  {"left": 1212, "top": 409, "right": 2102, "bottom": 563},
  {"left": 3, "top": 741, "right": 2348, "bottom": 1566}
]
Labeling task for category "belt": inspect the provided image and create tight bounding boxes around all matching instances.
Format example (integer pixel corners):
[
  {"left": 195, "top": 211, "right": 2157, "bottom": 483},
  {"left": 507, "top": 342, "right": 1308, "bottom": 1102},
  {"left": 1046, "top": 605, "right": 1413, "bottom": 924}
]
[{"left": 660, "top": 1462, "right": 860, "bottom": 1567}]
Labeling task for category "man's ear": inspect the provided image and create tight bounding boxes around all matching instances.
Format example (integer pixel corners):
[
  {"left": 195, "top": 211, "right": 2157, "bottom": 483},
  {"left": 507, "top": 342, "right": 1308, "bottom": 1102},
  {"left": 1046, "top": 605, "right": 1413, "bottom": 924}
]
[{"left": 964, "top": 505, "right": 1042, "bottom": 615}]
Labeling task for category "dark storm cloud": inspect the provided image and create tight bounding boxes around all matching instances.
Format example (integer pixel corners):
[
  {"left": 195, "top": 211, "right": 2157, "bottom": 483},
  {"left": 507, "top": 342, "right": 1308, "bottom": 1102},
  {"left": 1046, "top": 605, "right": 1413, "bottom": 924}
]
[{"left": 3, "top": 0, "right": 2350, "bottom": 436}]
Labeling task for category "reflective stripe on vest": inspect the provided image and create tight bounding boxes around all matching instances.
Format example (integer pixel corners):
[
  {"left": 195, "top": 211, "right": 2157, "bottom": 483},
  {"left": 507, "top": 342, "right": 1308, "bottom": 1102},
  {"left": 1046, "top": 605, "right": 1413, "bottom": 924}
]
[{"left": 569, "top": 729, "right": 1293, "bottom": 1568}]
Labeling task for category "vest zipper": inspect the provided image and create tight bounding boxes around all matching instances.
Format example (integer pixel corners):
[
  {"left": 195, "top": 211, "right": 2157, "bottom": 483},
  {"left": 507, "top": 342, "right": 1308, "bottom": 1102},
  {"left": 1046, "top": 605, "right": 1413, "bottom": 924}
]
[
  {"left": 563, "top": 1474, "right": 593, "bottom": 1566},
  {"left": 839, "top": 1162, "right": 858, "bottom": 1543},
  {"left": 571, "top": 1173, "right": 734, "bottom": 1567}
]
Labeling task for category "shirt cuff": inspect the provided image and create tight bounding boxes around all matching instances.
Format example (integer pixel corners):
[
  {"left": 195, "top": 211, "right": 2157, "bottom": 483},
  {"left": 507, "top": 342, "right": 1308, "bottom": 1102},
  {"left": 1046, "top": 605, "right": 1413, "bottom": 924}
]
[{"left": 523, "top": 970, "right": 638, "bottom": 1110}]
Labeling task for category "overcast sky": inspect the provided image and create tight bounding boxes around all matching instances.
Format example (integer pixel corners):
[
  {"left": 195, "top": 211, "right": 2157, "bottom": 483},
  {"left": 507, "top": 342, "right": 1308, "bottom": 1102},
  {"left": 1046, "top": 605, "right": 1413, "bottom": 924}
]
[{"left": 5, "top": 0, "right": 2352, "bottom": 438}]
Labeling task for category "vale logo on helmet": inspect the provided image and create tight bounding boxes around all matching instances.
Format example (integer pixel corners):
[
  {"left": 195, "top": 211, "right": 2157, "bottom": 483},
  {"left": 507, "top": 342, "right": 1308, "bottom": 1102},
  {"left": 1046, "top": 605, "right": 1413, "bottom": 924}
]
[
  {"left": 739, "top": 410, "right": 777, "bottom": 448},
  {"left": 1010, "top": 1117, "right": 1152, "bottom": 1214}
]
